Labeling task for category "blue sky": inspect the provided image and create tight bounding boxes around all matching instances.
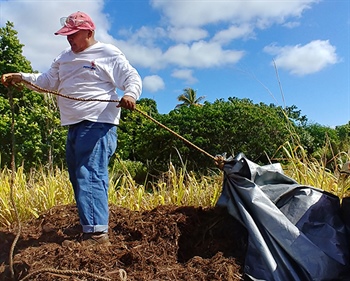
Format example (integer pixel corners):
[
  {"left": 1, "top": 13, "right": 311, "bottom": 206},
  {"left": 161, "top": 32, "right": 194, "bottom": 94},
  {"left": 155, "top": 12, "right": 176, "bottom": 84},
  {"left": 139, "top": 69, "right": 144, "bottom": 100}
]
[{"left": 0, "top": 0, "right": 349, "bottom": 127}]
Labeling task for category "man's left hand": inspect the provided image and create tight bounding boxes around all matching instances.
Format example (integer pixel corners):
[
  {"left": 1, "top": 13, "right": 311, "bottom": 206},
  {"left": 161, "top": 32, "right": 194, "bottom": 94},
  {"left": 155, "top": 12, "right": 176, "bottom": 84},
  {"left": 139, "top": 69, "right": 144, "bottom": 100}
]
[{"left": 117, "top": 96, "right": 136, "bottom": 110}]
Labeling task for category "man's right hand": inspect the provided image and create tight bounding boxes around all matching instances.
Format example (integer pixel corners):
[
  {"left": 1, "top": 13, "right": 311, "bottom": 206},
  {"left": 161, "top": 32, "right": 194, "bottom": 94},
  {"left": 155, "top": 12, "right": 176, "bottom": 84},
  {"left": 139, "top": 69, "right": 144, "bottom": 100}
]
[{"left": 1, "top": 73, "right": 22, "bottom": 87}]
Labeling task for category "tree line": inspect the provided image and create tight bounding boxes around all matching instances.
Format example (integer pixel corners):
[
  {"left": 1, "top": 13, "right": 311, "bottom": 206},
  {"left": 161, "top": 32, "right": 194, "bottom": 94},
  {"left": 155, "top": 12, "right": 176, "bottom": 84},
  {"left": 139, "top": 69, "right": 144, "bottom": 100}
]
[{"left": 1, "top": 21, "right": 350, "bottom": 176}]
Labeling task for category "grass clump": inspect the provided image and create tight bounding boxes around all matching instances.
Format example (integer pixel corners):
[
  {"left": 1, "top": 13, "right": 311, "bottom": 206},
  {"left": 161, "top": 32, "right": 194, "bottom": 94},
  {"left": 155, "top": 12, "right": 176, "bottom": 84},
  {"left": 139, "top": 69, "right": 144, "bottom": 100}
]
[
  {"left": 0, "top": 166, "right": 73, "bottom": 226},
  {"left": 107, "top": 160, "right": 223, "bottom": 211},
  {"left": 278, "top": 141, "right": 350, "bottom": 199}
]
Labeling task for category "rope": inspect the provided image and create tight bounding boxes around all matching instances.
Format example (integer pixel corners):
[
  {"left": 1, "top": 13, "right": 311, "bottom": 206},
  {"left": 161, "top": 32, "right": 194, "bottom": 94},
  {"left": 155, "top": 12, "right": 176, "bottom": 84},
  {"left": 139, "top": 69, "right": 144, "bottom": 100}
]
[
  {"left": 19, "top": 80, "right": 220, "bottom": 162},
  {"left": 134, "top": 108, "right": 216, "bottom": 160},
  {"left": 19, "top": 267, "right": 128, "bottom": 281}
]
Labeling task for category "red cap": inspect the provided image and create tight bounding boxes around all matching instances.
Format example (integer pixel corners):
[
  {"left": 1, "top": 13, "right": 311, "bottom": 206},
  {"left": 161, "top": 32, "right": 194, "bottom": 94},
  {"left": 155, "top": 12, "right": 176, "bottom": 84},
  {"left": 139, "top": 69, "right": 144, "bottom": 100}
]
[{"left": 55, "top": 11, "right": 95, "bottom": 36}]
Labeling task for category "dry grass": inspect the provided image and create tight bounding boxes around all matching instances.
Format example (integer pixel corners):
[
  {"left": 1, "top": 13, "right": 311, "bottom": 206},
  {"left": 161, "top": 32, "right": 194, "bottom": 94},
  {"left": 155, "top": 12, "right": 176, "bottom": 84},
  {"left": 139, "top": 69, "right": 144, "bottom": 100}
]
[
  {"left": 1, "top": 142, "right": 349, "bottom": 227},
  {"left": 278, "top": 141, "right": 350, "bottom": 199},
  {"left": 0, "top": 161, "right": 223, "bottom": 227}
]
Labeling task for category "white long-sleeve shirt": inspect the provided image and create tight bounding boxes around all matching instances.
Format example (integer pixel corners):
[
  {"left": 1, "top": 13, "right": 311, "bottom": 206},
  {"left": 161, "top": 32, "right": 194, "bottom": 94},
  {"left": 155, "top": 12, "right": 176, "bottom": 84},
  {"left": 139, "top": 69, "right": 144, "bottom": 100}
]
[{"left": 21, "top": 42, "right": 142, "bottom": 126}]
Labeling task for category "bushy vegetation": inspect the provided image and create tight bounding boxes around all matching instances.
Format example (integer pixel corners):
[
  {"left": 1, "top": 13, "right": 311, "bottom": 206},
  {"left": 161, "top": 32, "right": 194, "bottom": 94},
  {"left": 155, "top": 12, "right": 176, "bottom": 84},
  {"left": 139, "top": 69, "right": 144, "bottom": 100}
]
[{"left": 0, "top": 22, "right": 67, "bottom": 170}]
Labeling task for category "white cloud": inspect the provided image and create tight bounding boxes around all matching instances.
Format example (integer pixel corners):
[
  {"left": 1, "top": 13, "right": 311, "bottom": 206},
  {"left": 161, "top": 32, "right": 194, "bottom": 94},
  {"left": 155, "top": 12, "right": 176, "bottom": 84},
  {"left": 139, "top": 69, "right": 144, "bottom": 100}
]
[
  {"left": 283, "top": 21, "right": 301, "bottom": 29},
  {"left": 114, "top": 39, "right": 244, "bottom": 71},
  {"left": 212, "top": 24, "right": 255, "bottom": 44},
  {"left": 119, "top": 26, "right": 167, "bottom": 47},
  {"left": 151, "top": 0, "right": 319, "bottom": 28},
  {"left": 171, "top": 69, "right": 198, "bottom": 84},
  {"left": 143, "top": 75, "right": 165, "bottom": 93},
  {"left": 168, "top": 27, "right": 208, "bottom": 43},
  {"left": 264, "top": 40, "right": 340, "bottom": 75},
  {"left": 163, "top": 41, "right": 245, "bottom": 68},
  {"left": 111, "top": 40, "right": 164, "bottom": 70}
]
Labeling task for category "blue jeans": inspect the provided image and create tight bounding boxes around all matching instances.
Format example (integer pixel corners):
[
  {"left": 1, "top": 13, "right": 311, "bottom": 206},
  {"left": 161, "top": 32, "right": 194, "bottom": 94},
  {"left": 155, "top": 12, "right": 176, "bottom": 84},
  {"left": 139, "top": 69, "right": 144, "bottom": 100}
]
[{"left": 66, "top": 121, "right": 117, "bottom": 233}]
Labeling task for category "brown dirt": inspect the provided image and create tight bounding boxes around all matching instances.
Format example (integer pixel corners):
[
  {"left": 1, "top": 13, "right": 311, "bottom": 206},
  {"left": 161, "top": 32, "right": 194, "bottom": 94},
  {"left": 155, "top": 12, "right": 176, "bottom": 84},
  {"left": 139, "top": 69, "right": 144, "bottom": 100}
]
[{"left": 0, "top": 204, "right": 248, "bottom": 281}]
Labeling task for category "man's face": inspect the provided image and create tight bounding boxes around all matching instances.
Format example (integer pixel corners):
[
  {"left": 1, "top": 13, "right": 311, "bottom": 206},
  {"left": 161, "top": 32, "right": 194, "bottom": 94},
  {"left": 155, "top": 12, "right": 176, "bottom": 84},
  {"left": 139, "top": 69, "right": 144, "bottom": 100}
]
[{"left": 66, "top": 30, "right": 91, "bottom": 53}]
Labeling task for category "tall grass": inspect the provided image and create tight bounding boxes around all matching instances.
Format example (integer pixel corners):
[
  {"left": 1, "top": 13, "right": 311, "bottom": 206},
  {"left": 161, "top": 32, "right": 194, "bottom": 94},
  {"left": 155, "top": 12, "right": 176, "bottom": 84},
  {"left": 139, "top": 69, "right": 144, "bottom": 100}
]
[
  {"left": 279, "top": 141, "right": 350, "bottom": 199},
  {"left": 0, "top": 166, "right": 74, "bottom": 226},
  {"left": 108, "top": 162, "right": 223, "bottom": 210},
  {"left": 0, "top": 161, "right": 223, "bottom": 227},
  {"left": 1, "top": 142, "right": 349, "bottom": 227}
]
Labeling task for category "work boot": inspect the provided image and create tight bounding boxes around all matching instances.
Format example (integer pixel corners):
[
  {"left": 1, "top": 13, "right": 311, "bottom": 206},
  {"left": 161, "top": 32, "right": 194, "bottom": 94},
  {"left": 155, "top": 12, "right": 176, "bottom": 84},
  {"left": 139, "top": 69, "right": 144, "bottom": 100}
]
[{"left": 81, "top": 232, "right": 111, "bottom": 246}]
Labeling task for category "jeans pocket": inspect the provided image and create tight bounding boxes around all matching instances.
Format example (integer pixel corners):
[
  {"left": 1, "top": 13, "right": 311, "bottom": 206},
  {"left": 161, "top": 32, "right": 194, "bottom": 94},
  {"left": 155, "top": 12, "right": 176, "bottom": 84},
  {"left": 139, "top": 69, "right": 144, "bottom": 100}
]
[{"left": 107, "top": 127, "right": 117, "bottom": 157}]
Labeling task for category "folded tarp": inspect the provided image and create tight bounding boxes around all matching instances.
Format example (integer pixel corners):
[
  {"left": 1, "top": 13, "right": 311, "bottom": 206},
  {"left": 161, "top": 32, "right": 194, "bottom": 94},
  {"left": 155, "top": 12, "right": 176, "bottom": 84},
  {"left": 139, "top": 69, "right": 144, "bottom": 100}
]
[{"left": 216, "top": 153, "right": 350, "bottom": 281}]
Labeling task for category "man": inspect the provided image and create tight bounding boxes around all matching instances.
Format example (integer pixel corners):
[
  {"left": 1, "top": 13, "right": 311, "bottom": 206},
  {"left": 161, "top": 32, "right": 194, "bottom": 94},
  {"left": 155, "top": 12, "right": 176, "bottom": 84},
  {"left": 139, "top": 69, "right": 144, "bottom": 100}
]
[{"left": 1, "top": 11, "right": 142, "bottom": 245}]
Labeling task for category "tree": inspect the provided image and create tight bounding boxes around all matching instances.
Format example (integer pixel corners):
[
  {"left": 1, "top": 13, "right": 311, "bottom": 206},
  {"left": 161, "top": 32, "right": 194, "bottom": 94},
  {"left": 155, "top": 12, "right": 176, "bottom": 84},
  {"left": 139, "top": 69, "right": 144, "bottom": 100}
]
[
  {"left": 0, "top": 22, "right": 66, "bottom": 170},
  {"left": 125, "top": 97, "right": 295, "bottom": 174},
  {"left": 176, "top": 88, "right": 205, "bottom": 108},
  {"left": 335, "top": 122, "right": 350, "bottom": 150},
  {"left": 117, "top": 98, "right": 159, "bottom": 160}
]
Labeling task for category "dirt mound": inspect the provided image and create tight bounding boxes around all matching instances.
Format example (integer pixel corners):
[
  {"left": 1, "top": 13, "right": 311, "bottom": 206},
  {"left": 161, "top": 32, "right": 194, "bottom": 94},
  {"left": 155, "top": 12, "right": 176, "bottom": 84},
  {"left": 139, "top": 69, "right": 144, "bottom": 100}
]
[{"left": 0, "top": 205, "right": 248, "bottom": 281}]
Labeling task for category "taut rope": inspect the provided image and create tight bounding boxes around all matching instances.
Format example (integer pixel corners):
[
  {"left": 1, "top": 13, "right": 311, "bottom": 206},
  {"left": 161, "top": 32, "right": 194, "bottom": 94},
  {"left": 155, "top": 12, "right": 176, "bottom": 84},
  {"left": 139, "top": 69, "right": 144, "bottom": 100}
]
[{"left": 19, "top": 80, "right": 220, "bottom": 162}]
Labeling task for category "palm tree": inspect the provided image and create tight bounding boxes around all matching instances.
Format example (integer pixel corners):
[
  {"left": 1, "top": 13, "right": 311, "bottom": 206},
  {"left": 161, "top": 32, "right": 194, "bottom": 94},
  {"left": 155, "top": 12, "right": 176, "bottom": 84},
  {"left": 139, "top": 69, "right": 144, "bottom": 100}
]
[{"left": 176, "top": 88, "right": 206, "bottom": 108}]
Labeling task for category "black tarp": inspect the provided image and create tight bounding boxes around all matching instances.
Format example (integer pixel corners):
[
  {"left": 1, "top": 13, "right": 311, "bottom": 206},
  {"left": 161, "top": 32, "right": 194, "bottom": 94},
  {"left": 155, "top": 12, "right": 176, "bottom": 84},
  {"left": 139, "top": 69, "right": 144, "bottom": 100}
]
[{"left": 216, "top": 153, "right": 350, "bottom": 281}]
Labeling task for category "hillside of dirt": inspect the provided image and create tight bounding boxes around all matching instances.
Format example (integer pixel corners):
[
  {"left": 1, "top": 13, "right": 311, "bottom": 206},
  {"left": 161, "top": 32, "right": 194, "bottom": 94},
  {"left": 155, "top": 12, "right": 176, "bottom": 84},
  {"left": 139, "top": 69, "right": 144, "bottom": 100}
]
[{"left": 0, "top": 204, "right": 248, "bottom": 281}]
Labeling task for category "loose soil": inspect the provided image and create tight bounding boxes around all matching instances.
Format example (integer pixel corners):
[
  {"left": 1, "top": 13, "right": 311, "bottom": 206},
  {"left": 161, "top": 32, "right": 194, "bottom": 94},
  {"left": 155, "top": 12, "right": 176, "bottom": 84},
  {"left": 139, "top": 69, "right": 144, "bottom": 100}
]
[{"left": 0, "top": 204, "right": 248, "bottom": 281}]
